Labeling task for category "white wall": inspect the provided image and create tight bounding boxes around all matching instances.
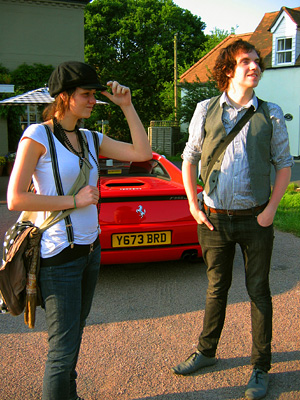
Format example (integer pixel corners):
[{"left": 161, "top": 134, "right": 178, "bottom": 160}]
[
  {"left": 0, "top": 0, "right": 87, "bottom": 155},
  {"left": 255, "top": 67, "right": 300, "bottom": 157},
  {"left": 0, "top": 0, "right": 86, "bottom": 70}
]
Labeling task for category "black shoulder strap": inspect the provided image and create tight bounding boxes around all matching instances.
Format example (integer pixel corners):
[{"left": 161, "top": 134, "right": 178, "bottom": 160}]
[
  {"left": 91, "top": 130, "right": 100, "bottom": 159},
  {"left": 90, "top": 130, "right": 101, "bottom": 214},
  {"left": 204, "top": 98, "right": 264, "bottom": 192},
  {"left": 44, "top": 125, "right": 75, "bottom": 247}
]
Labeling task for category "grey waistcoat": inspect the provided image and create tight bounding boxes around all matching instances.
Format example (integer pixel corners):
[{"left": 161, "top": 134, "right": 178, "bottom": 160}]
[{"left": 200, "top": 96, "right": 273, "bottom": 205}]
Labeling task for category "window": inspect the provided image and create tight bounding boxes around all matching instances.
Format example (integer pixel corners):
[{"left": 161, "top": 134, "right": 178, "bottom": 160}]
[
  {"left": 277, "top": 38, "right": 292, "bottom": 64},
  {"left": 99, "top": 158, "right": 170, "bottom": 180},
  {"left": 20, "top": 105, "right": 43, "bottom": 131}
]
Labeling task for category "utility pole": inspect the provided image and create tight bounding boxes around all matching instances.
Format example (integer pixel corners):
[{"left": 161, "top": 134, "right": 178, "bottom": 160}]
[{"left": 174, "top": 33, "right": 178, "bottom": 124}]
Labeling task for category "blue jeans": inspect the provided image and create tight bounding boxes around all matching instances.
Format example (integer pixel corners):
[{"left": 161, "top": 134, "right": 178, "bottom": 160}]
[
  {"left": 39, "top": 245, "right": 101, "bottom": 400},
  {"left": 197, "top": 213, "right": 274, "bottom": 371}
]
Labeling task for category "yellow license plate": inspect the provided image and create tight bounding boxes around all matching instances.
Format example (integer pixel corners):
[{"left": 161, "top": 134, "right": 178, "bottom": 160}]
[{"left": 112, "top": 231, "right": 171, "bottom": 248}]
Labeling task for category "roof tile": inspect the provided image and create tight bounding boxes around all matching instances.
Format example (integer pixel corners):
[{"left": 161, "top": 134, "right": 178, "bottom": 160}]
[
  {"left": 180, "top": 33, "right": 252, "bottom": 83},
  {"left": 180, "top": 7, "right": 300, "bottom": 82}
]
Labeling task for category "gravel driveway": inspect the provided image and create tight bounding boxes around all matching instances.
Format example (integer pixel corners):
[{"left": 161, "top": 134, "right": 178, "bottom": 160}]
[{"left": 0, "top": 200, "right": 299, "bottom": 400}]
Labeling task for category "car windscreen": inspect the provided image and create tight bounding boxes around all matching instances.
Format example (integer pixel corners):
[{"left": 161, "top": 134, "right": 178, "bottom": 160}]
[{"left": 99, "top": 158, "right": 170, "bottom": 180}]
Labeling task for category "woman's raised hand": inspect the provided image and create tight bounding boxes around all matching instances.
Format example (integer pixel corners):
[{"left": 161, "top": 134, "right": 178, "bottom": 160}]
[{"left": 101, "top": 81, "right": 131, "bottom": 107}]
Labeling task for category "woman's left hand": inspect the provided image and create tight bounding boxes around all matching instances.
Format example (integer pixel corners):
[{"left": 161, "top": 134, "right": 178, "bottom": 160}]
[
  {"left": 101, "top": 81, "right": 131, "bottom": 107},
  {"left": 98, "top": 80, "right": 152, "bottom": 163}
]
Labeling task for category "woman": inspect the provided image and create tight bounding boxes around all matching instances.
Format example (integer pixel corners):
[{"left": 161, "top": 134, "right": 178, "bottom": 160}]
[{"left": 7, "top": 61, "right": 152, "bottom": 400}]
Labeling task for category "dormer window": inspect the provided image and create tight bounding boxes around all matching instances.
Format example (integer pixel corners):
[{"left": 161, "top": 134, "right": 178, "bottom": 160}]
[
  {"left": 276, "top": 38, "right": 292, "bottom": 64},
  {"left": 270, "top": 7, "right": 300, "bottom": 68}
]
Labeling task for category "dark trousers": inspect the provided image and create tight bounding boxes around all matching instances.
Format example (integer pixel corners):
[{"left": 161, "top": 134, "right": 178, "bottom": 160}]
[
  {"left": 197, "top": 212, "right": 274, "bottom": 372},
  {"left": 39, "top": 245, "right": 101, "bottom": 400}
]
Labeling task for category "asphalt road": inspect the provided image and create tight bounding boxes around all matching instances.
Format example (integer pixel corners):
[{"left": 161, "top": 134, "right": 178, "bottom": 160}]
[{"left": 0, "top": 163, "right": 299, "bottom": 400}]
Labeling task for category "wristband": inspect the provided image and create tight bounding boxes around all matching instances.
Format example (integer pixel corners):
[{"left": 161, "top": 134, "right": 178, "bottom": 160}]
[{"left": 73, "top": 194, "right": 77, "bottom": 209}]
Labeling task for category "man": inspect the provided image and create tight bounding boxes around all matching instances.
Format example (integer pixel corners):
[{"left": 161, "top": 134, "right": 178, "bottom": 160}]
[{"left": 172, "top": 39, "right": 293, "bottom": 400}]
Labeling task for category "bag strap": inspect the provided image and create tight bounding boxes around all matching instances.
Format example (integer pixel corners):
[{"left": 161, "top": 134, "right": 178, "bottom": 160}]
[
  {"left": 90, "top": 130, "right": 101, "bottom": 214},
  {"left": 44, "top": 124, "right": 75, "bottom": 244},
  {"left": 203, "top": 98, "right": 264, "bottom": 192},
  {"left": 22, "top": 126, "right": 91, "bottom": 237}
]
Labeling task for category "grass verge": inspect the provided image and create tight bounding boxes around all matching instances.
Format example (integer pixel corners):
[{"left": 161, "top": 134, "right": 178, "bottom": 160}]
[
  {"left": 274, "top": 183, "right": 300, "bottom": 237},
  {"left": 166, "top": 157, "right": 300, "bottom": 237}
]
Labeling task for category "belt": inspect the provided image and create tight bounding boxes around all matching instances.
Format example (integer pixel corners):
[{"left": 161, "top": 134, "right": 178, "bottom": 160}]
[
  {"left": 203, "top": 202, "right": 268, "bottom": 216},
  {"left": 41, "top": 236, "right": 100, "bottom": 267}
]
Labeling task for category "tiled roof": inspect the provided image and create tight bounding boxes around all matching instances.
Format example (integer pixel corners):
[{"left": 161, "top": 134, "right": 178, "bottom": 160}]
[
  {"left": 180, "top": 33, "right": 252, "bottom": 84},
  {"left": 270, "top": 6, "right": 300, "bottom": 29},
  {"left": 180, "top": 7, "right": 300, "bottom": 83},
  {"left": 253, "top": 6, "right": 300, "bottom": 68},
  {"left": 247, "top": 10, "right": 278, "bottom": 68}
]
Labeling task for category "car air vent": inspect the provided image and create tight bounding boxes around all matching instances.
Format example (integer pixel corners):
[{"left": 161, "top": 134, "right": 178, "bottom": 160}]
[{"left": 106, "top": 182, "right": 144, "bottom": 187}]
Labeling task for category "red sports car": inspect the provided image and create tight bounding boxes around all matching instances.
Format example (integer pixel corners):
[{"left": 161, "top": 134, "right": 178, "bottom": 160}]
[{"left": 98, "top": 152, "right": 202, "bottom": 265}]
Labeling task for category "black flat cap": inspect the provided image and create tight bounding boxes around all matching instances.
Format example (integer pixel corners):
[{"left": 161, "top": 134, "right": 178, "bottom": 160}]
[{"left": 48, "top": 61, "right": 107, "bottom": 97}]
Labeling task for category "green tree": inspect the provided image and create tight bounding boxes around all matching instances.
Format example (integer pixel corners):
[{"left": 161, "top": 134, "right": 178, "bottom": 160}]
[
  {"left": 11, "top": 63, "right": 54, "bottom": 93},
  {"left": 0, "top": 64, "right": 11, "bottom": 84},
  {"left": 84, "top": 0, "right": 206, "bottom": 140},
  {"left": 179, "top": 77, "right": 220, "bottom": 125},
  {"left": 196, "top": 28, "right": 233, "bottom": 60},
  {"left": 172, "top": 77, "right": 220, "bottom": 154}
]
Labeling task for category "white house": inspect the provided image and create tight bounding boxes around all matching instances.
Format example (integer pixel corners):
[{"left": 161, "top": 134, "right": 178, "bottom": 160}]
[{"left": 180, "top": 6, "right": 300, "bottom": 158}]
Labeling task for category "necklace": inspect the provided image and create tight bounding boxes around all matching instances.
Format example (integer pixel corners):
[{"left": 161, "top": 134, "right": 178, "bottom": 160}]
[
  {"left": 63, "top": 127, "right": 77, "bottom": 132},
  {"left": 52, "top": 117, "right": 101, "bottom": 215},
  {"left": 53, "top": 117, "right": 93, "bottom": 169}
]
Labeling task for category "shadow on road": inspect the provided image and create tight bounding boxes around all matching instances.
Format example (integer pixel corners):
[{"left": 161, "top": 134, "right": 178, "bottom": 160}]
[
  {"left": 1, "top": 228, "right": 299, "bottom": 335},
  {"left": 133, "top": 367, "right": 300, "bottom": 399}
]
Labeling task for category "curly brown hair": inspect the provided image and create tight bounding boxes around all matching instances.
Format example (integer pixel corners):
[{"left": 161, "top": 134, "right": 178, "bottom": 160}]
[
  {"left": 212, "top": 39, "right": 265, "bottom": 92},
  {"left": 42, "top": 88, "right": 76, "bottom": 121}
]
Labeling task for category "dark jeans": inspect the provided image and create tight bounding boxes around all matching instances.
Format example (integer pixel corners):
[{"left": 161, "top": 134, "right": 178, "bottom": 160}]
[
  {"left": 197, "top": 212, "right": 274, "bottom": 372},
  {"left": 39, "top": 245, "right": 101, "bottom": 400}
]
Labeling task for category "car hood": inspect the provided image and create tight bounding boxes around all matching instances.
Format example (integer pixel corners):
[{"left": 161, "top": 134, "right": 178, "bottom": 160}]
[
  {"left": 101, "top": 176, "right": 187, "bottom": 197},
  {"left": 99, "top": 176, "right": 194, "bottom": 225}
]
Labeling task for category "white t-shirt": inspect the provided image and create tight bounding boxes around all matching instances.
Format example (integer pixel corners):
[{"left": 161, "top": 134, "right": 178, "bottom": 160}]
[{"left": 22, "top": 124, "right": 103, "bottom": 258}]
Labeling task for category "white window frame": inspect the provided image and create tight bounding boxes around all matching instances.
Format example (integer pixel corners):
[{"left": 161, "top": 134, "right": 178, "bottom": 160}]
[{"left": 276, "top": 37, "right": 293, "bottom": 65}]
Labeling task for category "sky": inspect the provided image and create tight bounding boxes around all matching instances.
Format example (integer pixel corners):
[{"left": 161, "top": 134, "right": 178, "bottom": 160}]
[{"left": 172, "top": 0, "right": 300, "bottom": 35}]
